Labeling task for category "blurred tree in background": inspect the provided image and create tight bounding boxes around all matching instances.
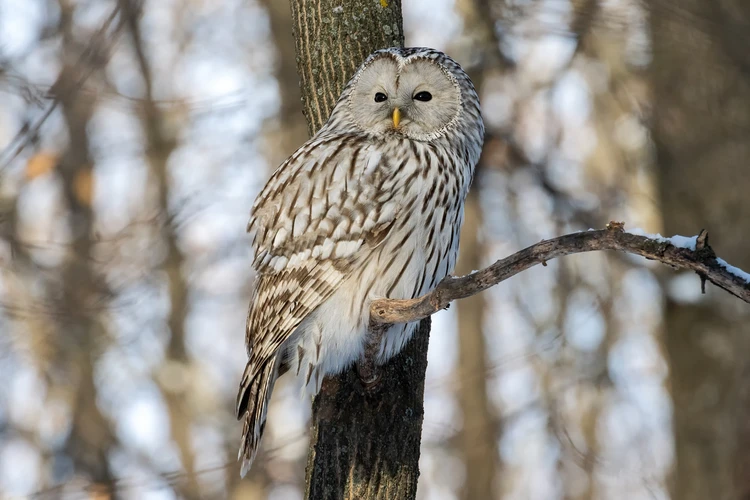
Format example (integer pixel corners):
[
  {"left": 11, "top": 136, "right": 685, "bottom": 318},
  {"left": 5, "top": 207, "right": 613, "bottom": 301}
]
[
  {"left": 651, "top": 1, "right": 750, "bottom": 498},
  {"left": 0, "top": 0, "right": 748, "bottom": 499}
]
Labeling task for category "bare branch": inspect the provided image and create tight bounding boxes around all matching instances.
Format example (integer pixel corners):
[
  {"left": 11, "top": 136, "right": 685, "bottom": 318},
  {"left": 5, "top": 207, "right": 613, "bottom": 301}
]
[{"left": 370, "top": 225, "right": 750, "bottom": 325}]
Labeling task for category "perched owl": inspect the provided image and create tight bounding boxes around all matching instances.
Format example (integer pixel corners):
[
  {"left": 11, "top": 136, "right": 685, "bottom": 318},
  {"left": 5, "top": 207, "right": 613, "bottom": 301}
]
[{"left": 236, "top": 47, "right": 484, "bottom": 476}]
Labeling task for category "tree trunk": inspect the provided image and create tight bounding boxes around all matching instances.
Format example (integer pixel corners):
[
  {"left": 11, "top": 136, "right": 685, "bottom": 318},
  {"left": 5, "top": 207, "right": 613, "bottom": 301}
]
[
  {"left": 56, "top": 0, "right": 117, "bottom": 488},
  {"left": 288, "top": 1, "right": 428, "bottom": 498},
  {"left": 305, "top": 319, "right": 430, "bottom": 500},
  {"left": 650, "top": 1, "right": 750, "bottom": 498},
  {"left": 450, "top": 1, "right": 506, "bottom": 496}
]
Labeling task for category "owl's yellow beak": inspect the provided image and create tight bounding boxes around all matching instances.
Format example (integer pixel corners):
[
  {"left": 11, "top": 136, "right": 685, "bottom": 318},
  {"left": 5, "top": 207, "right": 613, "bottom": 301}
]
[{"left": 392, "top": 107, "right": 401, "bottom": 128}]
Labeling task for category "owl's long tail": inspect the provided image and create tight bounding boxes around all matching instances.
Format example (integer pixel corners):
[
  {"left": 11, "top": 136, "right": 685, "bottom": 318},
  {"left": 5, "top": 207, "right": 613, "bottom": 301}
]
[{"left": 236, "top": 358, "right": 278, "bottom": 477}]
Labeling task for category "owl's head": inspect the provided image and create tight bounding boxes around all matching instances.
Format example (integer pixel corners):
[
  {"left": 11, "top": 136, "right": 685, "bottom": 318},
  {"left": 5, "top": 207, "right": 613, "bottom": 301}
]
[{"left": 331, "top": 47, "right": 482, "bottom": 143}]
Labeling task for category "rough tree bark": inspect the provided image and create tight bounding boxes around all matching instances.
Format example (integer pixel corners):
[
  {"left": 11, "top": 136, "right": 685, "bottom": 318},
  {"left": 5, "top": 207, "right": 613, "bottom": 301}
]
[
  {"left": 287, "top": 1, "right": 425, "bottom": 499},
  {"left": 650, "top": 2, "right": 750, "bottom": 498}
]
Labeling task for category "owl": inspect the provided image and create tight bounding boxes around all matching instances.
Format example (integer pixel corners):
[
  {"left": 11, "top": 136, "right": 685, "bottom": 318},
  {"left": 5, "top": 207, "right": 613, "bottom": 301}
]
[{"left": 236, "top": 47, "right": 484, "bottom": 476}]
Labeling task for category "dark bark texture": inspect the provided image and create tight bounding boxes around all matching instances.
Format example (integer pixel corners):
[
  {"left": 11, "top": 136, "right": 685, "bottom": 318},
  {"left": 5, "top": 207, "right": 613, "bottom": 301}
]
[
  {"left": 650, "top": 1, "right": 750, "bottom": 498},
  {"left": 305, "top": 319, "right": 430, "bottom": 500},
  {"left": 289, "top": 2, "right": 428, "bottom": 499}
]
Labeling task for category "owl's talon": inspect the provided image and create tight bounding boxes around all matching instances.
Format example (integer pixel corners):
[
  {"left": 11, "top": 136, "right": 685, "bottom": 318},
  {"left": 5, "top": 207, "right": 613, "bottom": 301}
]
[
  {"left": 357, "top": 360, "right": 382, "bottom": 389},
  {"left": 358, "top": 323, "right": 386, "bottom": 390}
]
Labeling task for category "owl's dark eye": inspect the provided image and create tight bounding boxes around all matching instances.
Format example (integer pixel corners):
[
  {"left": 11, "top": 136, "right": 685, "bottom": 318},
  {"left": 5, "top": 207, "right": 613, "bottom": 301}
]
[
  {"left": 374, "top": 92, "right": 388, "bottom": 103},
  {"left": 413, "top": 91, "right": 432, "bottom": 102}
]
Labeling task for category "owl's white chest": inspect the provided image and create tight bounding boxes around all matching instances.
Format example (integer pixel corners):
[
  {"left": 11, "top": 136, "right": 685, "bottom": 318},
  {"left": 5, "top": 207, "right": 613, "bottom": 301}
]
[{"left": 285, "top": 144, "right": 470, "bottom": 395}]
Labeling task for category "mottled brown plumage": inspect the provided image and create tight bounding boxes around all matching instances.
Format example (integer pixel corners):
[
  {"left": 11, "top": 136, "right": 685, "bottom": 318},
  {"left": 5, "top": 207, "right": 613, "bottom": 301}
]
[{"left": 236, "top": 47, "right": 484, "bottom": 476}]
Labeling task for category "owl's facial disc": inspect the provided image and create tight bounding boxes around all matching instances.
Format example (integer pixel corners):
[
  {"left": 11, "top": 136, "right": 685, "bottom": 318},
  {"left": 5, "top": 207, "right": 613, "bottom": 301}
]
[{"left": 348, "top": 56, "right": 462, "bottom": 140}]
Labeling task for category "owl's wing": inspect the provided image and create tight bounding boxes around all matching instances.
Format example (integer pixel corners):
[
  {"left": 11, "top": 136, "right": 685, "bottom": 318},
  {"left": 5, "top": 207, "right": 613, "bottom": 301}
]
[
  {"left": 244, "top": 133, "right": 404, "bottom": 366},
  {"left": 236, "top": 133, "right": 402, "bottom": 471}
]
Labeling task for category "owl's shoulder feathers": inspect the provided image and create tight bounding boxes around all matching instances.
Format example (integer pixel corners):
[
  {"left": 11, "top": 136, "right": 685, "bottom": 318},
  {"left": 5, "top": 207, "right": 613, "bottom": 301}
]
[
  {"left": 248, "top": 134, "right": 403, "bottom": 276},
  {"left": 243, "top": 133, "right": 410, "bottom": 359}
]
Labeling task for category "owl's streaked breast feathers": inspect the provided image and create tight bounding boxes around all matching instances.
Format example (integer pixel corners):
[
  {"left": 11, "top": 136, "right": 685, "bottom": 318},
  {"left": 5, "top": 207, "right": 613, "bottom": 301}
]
[{"left": 236, "top": 46, "right": 484, "bottom": 477}]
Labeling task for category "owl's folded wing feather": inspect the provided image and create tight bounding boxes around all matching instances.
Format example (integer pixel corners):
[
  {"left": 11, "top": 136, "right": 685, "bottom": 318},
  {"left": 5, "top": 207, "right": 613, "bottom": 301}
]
[{"left": 241, "top": 134, "right": 403, "bottom": 376}]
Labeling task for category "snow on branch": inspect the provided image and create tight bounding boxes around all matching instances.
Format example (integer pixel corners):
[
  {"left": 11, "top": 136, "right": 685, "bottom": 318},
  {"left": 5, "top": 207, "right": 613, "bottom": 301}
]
[{"left": 369, "top": 223, "right": 750, "bottom": 326}]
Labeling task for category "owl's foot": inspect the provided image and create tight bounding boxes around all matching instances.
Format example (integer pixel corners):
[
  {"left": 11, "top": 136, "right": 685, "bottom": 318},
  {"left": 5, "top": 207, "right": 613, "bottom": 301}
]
[
  {"left": 357, "top": 323, "right": 386, "bottom": 390},
  {"left": 356, "top": 357, "right": 381, "bottom": 389}
]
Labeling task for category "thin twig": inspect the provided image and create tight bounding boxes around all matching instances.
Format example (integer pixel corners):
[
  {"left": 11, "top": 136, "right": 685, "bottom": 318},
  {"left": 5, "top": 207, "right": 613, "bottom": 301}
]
[
  {"left": 369, "top": 225, "right": 750, "bottom": 326},
  {"left": 0, "top": 3, "right": 126, "bottom": 172}
]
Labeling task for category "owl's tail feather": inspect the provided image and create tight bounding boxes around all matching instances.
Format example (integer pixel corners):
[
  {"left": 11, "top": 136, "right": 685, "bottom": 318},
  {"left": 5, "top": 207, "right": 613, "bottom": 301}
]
[{"left": 236, "top": 358, "right": 278, "bottom": 477}]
